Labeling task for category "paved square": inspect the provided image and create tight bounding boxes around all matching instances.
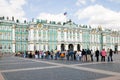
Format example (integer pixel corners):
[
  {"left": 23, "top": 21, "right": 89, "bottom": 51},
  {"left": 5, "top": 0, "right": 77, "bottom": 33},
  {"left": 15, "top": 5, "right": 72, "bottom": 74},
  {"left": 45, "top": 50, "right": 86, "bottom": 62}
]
[
  {"left": 0, "top": 55, "right": 120, "bottom": 80},
  {"left": 80, "top": 63, "right": 120, "bottom": 73},
  {"left": 2, "top": 67, "right": 110, "bottom": 80}
]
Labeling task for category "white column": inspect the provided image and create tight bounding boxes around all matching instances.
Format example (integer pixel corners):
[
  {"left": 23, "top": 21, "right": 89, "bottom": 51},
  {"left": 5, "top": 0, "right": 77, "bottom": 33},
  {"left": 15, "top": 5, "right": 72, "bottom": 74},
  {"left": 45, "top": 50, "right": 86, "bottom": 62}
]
[
  {"left": 29, "top": 44, "right": 34, "bottom": 51},
  {"left": 118, "top": 46, "right": 120, "bottom": 51},
  {"left": 39, "top": 44, "right": 41, "bottom": 50},
  {"left": 28, "top": 30, "right": 30, "bottom": 41},
  {"left": 41, "top": 44, "right": 43, "bottom": 50},
  {"left": 72, "top": 31, "right": 73, "bottom": 41},
  {"left": 45, "top": 44, "right": 48, "bottom": 51},
  {"left": 94, "top": 34, "right": 96, "bottom": 43},
  {"left": 65, "top": 44, "right": 68, "bottom": 50},
  {"left": 98, "top": 35, "right": 99, "bottom": 43},
  {"left": 92, "top": 46, "right": 94, "bottom": 51},
  {"left": 64, "top": 30, "right": 67, "bottom": 41},
  {"left": 68, "top": 31, "right": 70, "bottom": 41},
  {"left": 80, "top": 33, "right": 82, "bottom": 42},
  {"left": 36, "top": 29, "right": 39, "bottom": 41},
  {"left": 92, "top": 34, "right": 93, "bottom": 43},
  {"left": 57, "top": 44, "right": 61, "bottom": 51},
  {"left": 46, "top": 30, "right": 48, "bottom": 41},
  {"left": 12, "top": 25, "right": 15, "bottom": 53},
  {"left": 12, "top": 44, "right": 15, "bottom": 53},
  {"left": 103, "top": 36, "right": 106, "bottom": 43},
  {"left": 57, "top": 30, "right": 61, "bottom": 41},
  {"left": 30, "top": 28, "right": 34, "bottom": 41},
  {"left": 98, "top": 46, "right": 100, "bottom": 51},
  {"left": 12, "top": 26, "right": 15, "bottom": 41},
  {"left": 41, "top": 30, "right": 43, "bottom": 41},
  {"left": 28, "top": 44, "right": 29, "bottom": 51},
  {"left": 95, "top": 34, "right": 97, "bottom": 43},
  {"left": 36, "top": 44, "right": 39, "bottom": 50},
  {"left": 74, "top": 44, "right": 77, "bottom": 51},
  {"left": 81, "top": 45, "right": 83, "bottom": 50},
  {"left": 75, "top": 32, "right": 77, "bottom": 42}
]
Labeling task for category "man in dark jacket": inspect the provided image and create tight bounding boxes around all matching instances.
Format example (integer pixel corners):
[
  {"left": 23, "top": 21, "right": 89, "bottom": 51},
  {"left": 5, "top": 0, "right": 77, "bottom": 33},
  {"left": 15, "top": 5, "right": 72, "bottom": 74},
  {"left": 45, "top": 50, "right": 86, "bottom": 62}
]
[
  {"left": 108, "top": 49, "right": 113, "bottom": 62},
  {"left": 95, "top": 49, "right": 100, "bottom": 62}
]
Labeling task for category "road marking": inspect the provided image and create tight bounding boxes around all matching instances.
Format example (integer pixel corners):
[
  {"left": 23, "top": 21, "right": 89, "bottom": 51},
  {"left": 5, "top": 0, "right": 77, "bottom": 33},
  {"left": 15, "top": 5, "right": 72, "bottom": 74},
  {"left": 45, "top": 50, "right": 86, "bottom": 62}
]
[
  {"left": 68, "top": 65, "right": 120, "bottom": 76},
  {"left": 72, "top": 61, "right": 120, "bottom": 66},
  {"left": 71, "top": 62, "right": 107, "bottom": 66},
  {"left": 0, "top": 62, "right": 37, "bottom": 66},
  {"left": 96, "top": 76, "right": 120, "bottom": 80},
  {"left": 19, "top": 57, "right": 120, "bottom": 76},
  {"left": 0, "top": 66, "right": 62, "bottom": 73}
]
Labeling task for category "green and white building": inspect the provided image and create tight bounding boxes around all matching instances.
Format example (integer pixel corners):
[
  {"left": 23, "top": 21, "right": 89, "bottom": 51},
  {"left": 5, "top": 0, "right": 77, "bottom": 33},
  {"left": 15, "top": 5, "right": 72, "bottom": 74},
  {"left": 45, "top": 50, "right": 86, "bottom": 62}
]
[{"left": 0, "top": 18, "right": 120, "bottom": 54}]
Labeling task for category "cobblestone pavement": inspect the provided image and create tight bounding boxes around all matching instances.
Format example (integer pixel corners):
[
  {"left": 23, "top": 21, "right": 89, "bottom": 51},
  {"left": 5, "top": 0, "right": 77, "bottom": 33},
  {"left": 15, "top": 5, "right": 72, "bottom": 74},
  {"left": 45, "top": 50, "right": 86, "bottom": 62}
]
[{"left": 0, "top": 54, "right": 120, "bottom": 80}]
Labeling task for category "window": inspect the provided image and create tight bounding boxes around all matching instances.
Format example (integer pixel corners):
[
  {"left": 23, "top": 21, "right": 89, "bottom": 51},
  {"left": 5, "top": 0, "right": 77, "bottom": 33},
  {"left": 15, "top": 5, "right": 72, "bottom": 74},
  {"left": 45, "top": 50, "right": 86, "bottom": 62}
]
[
  {"left": 0, "top": 45, "right": 2, "bottom": 49},
  {"left": 8, "top": 45, "right": 11, "bottom": 49},
  {"left": 4, "top": 45, "right": 6, "bottom": 49}
]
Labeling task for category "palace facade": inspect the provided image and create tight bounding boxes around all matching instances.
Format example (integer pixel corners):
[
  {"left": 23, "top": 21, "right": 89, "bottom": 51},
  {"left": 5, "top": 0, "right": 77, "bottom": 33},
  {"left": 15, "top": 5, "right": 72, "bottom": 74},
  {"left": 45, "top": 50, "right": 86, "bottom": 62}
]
[{"left": 0, "top": 18, "right": 120, "bottom": 54}]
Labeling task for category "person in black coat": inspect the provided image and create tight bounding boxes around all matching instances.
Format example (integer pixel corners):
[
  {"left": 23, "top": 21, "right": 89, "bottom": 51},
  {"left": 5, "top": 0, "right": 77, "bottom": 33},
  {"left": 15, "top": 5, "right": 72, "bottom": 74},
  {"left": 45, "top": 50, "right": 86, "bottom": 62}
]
[
  {"left": 95, "top": 49, "right": 100, "bottom": 62},
  {"left": 29, "top": 51, "right": 32, "bottom": 58},
  {"left": 108, "top": 49, "right": 113, "bottom": 62},
  {"left": 82, "top": 49, "right": 86, "bottom": 62}
]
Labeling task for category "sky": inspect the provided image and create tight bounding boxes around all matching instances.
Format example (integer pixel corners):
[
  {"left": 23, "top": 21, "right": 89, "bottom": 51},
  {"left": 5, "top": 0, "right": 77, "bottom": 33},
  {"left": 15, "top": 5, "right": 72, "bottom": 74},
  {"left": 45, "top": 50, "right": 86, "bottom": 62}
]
[{"left": 0, "top": 0, "right": 120, "bottom": 29}]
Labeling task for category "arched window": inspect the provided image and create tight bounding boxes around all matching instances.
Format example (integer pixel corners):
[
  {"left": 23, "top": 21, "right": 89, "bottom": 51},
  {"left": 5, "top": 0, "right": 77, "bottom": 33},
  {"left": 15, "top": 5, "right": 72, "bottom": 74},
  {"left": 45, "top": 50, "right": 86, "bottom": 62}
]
[
  {"left": 61, "top": 44, "right": 65, "bottom": 51},
  {"left": 68, "top": 44, "right": 74, "bottom": 51}
]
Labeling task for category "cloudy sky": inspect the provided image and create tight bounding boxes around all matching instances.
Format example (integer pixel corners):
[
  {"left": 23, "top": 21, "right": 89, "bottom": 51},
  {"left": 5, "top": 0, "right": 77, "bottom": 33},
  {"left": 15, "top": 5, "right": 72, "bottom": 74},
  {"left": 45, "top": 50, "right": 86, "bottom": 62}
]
[{"left": 0, "top": 0, "right": 120, "bottom": 29}]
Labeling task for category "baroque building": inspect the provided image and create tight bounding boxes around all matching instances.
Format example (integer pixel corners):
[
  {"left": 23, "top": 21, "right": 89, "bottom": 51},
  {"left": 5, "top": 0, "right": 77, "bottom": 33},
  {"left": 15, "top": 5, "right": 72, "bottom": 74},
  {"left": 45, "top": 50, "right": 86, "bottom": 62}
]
[{"left": 0, "top": 17, "right": 120, "bottom": 54}]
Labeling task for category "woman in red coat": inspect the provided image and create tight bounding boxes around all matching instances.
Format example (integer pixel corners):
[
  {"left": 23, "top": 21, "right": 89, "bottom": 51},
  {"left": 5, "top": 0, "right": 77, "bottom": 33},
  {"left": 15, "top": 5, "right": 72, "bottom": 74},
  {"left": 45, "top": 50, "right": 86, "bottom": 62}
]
[{"left": 101, "top": 49, "right": 106, "bottom": 62}]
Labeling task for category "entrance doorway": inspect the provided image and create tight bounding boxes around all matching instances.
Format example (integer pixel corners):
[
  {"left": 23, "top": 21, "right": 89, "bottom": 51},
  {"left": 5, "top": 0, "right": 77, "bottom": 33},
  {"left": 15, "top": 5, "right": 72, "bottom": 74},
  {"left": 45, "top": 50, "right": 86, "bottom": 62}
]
[
  {"left": 61, "top": 44, "right": 65, "bottom": 51},
  {"left": 77, "top": 44, "right": 80, "bottom": 51},
  {"left": 68, "top": 44, "right": 74, "bottom": 51},
  {"left": 115, "top": 44, "right": 118, "bottom": 53}
]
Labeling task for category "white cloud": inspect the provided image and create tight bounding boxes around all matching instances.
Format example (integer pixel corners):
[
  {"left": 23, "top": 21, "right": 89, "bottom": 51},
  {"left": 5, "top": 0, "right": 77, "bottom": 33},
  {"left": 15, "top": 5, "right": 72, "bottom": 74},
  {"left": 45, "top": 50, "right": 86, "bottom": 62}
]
[
  {"left": 91, "top": 0, "right": 96, "bottom": 3},
  {"left": 37, "top": 13, "right": 67, "bottom": 23},
  {"left": 0, "top": 0, "right": 27, "bottom": 22},
  {"left": 75, "top": 4, "right": 120, "bottom": 29},
  {"left": 76, "top": 0, "right": 95, "bottom": 6},
  {"left": 76, "top": 0, "right": 86, "bottom": 6}
]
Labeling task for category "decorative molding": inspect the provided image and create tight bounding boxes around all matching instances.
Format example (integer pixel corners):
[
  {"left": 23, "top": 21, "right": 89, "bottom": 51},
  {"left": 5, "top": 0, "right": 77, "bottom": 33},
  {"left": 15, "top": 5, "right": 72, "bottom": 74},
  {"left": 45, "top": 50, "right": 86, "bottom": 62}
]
[
  {"left": 12, "top": 40, "right": 16, "bottom": 44},
  {"left": 12, "top": 25, "right": 16, "bottom": 29},
  {"left": 29, "top": 27, "right": 34, "bottom": 30},
  {"left": 37, "top": 23, "right": 43, "bottom": 28},
  {"left": 58, "top": 30, "right": 61, "bottom": 32},
  {"left": 28, "top": 41, "right": 34, "bottom": 44},
  {"left": 64, "top": 29, "right": 67, "bottom": 32}
]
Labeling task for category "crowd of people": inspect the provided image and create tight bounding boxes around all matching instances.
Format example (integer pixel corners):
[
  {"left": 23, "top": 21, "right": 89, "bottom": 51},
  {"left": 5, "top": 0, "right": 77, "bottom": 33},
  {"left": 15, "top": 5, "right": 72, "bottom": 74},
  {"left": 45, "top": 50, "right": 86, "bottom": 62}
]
[{"left": 15, "top": 48, "right": 116, "bottom": 62}]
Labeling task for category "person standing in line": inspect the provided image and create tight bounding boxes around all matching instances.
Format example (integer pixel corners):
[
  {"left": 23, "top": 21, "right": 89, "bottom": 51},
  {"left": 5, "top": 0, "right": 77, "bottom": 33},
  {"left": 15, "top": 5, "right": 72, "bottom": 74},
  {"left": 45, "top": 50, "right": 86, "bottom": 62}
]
[
  {"left": 66, "top": 50, "right": 70, "bottom": 60},
  {"left": 101, "top": 49, "right": 107, "bottom": 62},
  {"left": 95, "top": 49, "right": 100, "bottom": 62},
  {"left": 50, "top": 50, "right": 54, "bottom": 60},
  {"left": 108, "top": 49, "right": 113, "bottom": 62},
  {"left": 85, "top": 49, "right": 87, "bottom": 61},
  {"left": 74, "top": 51, "right": 77, "bottom": 60},
  {"left": 107, "top": 48, "right": 110, "bottom": 62},
  {"left": 76, "top": 50, "right": 80, "bottom": 61},
  {"left": 77, "top": 50, "right": 82, "bottom": 61},
  {"left": 87, "top": 49, "right": 91, "bottom": 62},
  {"left": 35, "top": 50, "right": 38, "bottom": 59},
  {"left": 82, "top": 49, "right": 86, "bottom": 62},
  {"left": 90, "top": 49, "right": 94, "bottom": 62}
]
